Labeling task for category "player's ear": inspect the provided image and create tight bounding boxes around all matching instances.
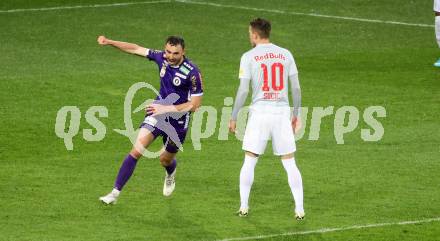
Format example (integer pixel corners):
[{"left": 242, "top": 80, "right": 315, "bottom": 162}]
[{"left": 252, "top": 31, "right": 259, "bottom": 40}]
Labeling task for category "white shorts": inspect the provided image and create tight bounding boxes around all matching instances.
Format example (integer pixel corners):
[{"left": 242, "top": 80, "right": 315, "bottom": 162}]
[{"left": 242, "top": 106, "right": 296, "bottom": 156}]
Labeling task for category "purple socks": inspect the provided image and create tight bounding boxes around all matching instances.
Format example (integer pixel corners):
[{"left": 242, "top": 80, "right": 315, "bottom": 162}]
[
  {"left": 165, "top": 159, "right": 177, "bottom": 175},
  {"left": 114, "top": 154, "right": 138, "bottom": 191},
  {"left": 113, "top": 155, "right": 176, "bottom": 190}
]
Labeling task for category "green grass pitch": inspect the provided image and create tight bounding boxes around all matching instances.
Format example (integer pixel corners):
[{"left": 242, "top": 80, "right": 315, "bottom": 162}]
[{"left": 1, "top": 0, "right": 440, "bottom": 240}]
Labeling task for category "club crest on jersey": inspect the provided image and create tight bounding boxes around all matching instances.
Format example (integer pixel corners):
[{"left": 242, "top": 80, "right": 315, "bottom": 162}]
[{"left": 173, "top": 77, "right": 181, "bottom": 86}]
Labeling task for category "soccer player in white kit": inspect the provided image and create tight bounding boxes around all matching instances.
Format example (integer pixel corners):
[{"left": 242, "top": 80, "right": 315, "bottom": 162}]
[
  {"left": 434, "top": 0, "right": 440, "bottom": 67},
  {"left": 229, "top": 18, "right": 304, "bottom": 220}
]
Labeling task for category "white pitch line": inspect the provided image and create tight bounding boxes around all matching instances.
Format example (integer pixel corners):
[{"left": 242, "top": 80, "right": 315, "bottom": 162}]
[
  {"left": 217, "top": 217, "right": 440, "bottom": 241},
  {"left": 0, "top": 0, "right": 170, "bottom": 13},
  {"left": 176, "top": 0, "right": 434, "bottom": 28},
  {"left": 1, "top": 0, "right": 434, "bottom": 29}
]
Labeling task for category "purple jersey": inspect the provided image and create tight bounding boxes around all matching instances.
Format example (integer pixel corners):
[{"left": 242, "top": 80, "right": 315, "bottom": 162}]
[{"left": 146, "top": 49, "right": 204, "bottom": 130}]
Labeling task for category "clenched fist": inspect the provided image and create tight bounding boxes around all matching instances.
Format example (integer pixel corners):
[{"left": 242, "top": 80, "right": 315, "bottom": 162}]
[{"left": 97, "top": 35, "right": 109, "bottom": 45}]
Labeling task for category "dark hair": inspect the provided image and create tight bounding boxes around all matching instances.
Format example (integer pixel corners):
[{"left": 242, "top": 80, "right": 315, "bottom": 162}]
[
  {"left": 249, "top": 18, "right": 271, "bottom": 39},
  {"left": 166, "top": 35, "right": 185, "bottom": 49}
]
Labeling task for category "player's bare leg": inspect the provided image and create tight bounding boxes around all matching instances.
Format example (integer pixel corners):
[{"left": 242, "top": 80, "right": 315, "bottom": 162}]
[
  {"left": 159, "top": 150, "right": 177, "bottom": 196},
  {"left": 99, "top": 128, "right": 155, "bottom": 204},
  {"left": 237, "top": 151, "right": 259, "bottom": 217},
  {"left": 281, "top": 153, "right": 304, "bottom": 220}
]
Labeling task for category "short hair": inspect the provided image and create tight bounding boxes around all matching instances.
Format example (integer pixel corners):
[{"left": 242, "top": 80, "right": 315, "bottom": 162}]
[
  {"left": 166, "top": 35, "right": 185, "bottom": 49},
  {"left": 249, "top": 18, "right": 271, "bottom": 39}
]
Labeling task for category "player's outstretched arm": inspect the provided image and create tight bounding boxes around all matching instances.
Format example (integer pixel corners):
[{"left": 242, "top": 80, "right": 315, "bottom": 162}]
[
  {"left": 289, "top": 73, "right": 302, "bottom": 133},
  {"left": 97, "top": 35, "right": 148, "bottom": 57}
]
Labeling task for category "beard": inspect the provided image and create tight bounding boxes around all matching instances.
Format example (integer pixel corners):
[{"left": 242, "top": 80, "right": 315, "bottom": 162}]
[
  {"left": 168, "top": 59, "right": 176, "bottom": 64},
  {"left": 167, "top": 57, "right": 181, "bottom": 65}
]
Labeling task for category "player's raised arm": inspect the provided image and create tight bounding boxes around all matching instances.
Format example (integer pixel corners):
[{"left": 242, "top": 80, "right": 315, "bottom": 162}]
[{"left": 97, "top": 35, "right": 148, "bottom": 57}]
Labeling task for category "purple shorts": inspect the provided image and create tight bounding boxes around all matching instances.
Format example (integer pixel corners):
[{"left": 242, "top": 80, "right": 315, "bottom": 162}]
[{"left": 139, "top": 121, "right": 188, "bottom": 154}]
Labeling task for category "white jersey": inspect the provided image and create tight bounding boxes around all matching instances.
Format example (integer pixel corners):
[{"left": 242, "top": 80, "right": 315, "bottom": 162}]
[
  {"left": 239, "top": 43, "right": 298, "bottom": 107},
  {"left": 435, "top": 0, "right": 440, "bottom": 12}
]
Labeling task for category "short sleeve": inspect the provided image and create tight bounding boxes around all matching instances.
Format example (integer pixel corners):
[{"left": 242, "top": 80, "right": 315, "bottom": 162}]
[
  {"left": 146, "top": 49, "right": 164, "bottom": 65},
  {"left": 287, "top": 51, "right": 298, "bottom": 77},
  {"left": 238, "top": 53, "right": 251, "bottom": 80},
  {"left": 189, "top": 70, "right": 204, "bottom": 96}
]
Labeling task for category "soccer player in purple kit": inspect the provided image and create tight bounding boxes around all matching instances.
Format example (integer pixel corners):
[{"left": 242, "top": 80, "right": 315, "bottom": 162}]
[{"left": 97, "top": 35, "right": 203, "bottom": 204}]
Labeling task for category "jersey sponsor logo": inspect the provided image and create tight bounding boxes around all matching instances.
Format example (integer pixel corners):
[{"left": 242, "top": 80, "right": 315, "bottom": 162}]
[
  {"left": 150, "top": 49, "right": 161, "bottom": 55},
  {"left": 190, "top": 72, "right": 203, "bottom": 92},
  {"left": 160, "top": 63, "right": 167, "bottom": 77},
  {"left": 183, "top": 62, "right": 194, "bottom": 71},
  {"left": 179, "top": 66, "right": 190, "bottom": 75},
  {"left": 254, "top": 52, "right": 286, "bottom": 62},
  {"left": 191, "top": 75, "right": 197, "bottom": 91},
  {"left": 175, "top": 72, "right": 187, "bottom": 79},
  {"left": 173, "top": 77, "right": 182, "bottom": 86},
  {"left": 199, "top": 73, "right": 204, "bottom": 89}
]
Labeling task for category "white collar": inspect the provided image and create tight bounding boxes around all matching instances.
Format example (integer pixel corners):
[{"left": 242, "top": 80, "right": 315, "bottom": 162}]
[{"left": 256, "top": 43, "right": 272, "bottom": 47}]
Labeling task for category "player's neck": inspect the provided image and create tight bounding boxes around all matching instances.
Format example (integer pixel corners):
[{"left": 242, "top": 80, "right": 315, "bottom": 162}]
[
  {"left": 255, "top": 38, "right": 271, "bottom": 46},
  {"left": 177, "top": 57, "right": 185, "bottom": 66}
]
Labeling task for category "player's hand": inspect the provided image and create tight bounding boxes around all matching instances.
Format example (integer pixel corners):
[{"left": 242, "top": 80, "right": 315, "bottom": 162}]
[
  {"left": 291, "top": 116, "right": 302, "bottom": 134},
  {"left": 146, "top": 104, "right": 176, "bottom": 116},
  {"left": 229, "top": 120, "right": 237, "bottom": 133},
  {"left": 97, "top": 35, "right": 109, "bottom": 45}
]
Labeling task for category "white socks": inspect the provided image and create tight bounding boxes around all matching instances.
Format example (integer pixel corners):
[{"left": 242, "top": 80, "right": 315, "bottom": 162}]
[
  {"left": 111, "top": 188, "right": 120, "bottom": 197},
  {"left": 436, "top": 16, "right": 440, "bottom": 48},
  {"left": 281, "top": 158, "right": 304, "bottom": 213},
  {"left": 239, "top": 155, "right": 258, "bottom": 209},
  {"left": 239, "top": 155, "right": 304, "bottom": 213}
]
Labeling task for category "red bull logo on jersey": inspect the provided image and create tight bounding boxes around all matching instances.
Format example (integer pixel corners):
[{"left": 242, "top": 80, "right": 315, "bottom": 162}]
[{"left": 254, "top": 53, "right": 286, "bottom": 62}]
